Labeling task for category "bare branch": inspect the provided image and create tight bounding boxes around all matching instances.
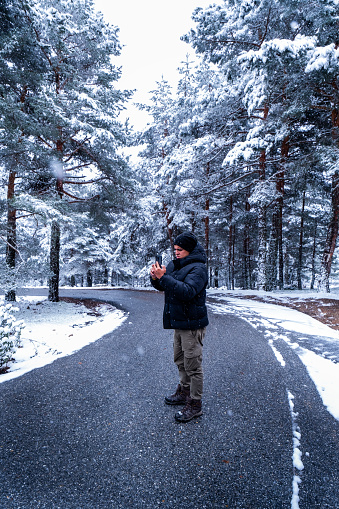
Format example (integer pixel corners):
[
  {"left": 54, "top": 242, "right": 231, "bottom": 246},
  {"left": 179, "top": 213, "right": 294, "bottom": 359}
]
[
  {"left": 205, "top": 38, "right": 261, "bottom": 48},
  {"left": 0, "top": 235, "right": 24, "bottom": 261},
  {"left": 64, "top": 162, "right": 92, "bottom": 172},
  {"left": 37, "top": 136, "right": 53, "bottom": 149},
  {"left": 63, "top": 177, "right": 105, "bottom": 185},
  {"left": 259, "top": 7, "right": 272, "bottom": 47}
]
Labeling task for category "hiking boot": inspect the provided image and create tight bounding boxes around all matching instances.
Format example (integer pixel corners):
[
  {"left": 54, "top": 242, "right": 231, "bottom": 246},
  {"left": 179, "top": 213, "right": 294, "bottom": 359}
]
[
  {"left": 174, "top": 397, "right": 202, "bottom": 422},
  {"left": 164, "top": 384, "right": 190, "bottom": 405}
]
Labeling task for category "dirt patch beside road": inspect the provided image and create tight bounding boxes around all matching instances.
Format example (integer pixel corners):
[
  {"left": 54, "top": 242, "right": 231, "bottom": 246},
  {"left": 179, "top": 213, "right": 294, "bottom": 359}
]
[
  {"left": 237, "top": 295, "right": 339, "bottom": 331},
  {"left": 60, "top": 296, "right": 104, "bottom": 316}
]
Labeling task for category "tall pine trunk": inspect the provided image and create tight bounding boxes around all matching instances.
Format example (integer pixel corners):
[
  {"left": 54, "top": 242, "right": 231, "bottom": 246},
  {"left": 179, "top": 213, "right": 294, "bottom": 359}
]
[
  {"left": 257, "top": 205, "right": 267, "bottom": 290},
  {"left": 214, "top": 266, "right": 219, "bottom": 288},
  {"left": 87, "top": 269, "right": 93, "bottom": 287},
  {"left": 228, "top": 196, "right": 235, "bottom": 290},
  {"left": 276, "top": 187, "right": 284, "bottom": 290},
  {"left": 266, "top": 163, "right": 286, "bottom": 291},
  {"left": 275, "top": 103, "right": 288, "bottom": 289},
  {"left": 319, "top": 109, "right": 339, "bottom": 292},
  {"left": 310, "top": 219, "right": 317, "bottom": 290},
  {"left": 266, "top": 213, "right": 278, "bottom": 291},
  {"left": 276, "top": 137, "right": 287, "bottom": 290},
  {"left": 256, "top": 104, "right": 269, "bottom": 291},
  {"left": 205, "top": 196, "right": 210, "bottom": 277},
  {"left": 48, "top": 220, "right": 60, "bottom": 301},
  {"left": 257, "top": 149, "right": 267, "bottom": 291},
  {"left": 162, "top": 201, "right": 174, "bottom": 251},
  {"left": 5, "top": 88, "right": 28, "bottom": 302},
  {"left": 205, "top": 162, "right": 210, "bottom": 278},
  {"left": 48, "top": 136, "right": 63, "bottom": 301},
  {"left": 243, "top": 198, "right": 251, "bottom": 289},
  {"left": 5, "top": 170, "right": 17, "bottom": 302},
  {"left": 319, "top": 170, "right": 339, "bottom": 292},
  {"left": 297, "top": 187, "right": 306, "bottom": 290},
  {"left": 160, "top": 120, "right": 175, "bottom": 252}
]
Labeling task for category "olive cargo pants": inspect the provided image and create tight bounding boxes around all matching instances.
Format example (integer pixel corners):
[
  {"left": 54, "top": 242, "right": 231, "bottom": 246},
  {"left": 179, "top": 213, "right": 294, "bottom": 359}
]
[{"left": 173, "top": 328, "right": 206, "bottom": 400}]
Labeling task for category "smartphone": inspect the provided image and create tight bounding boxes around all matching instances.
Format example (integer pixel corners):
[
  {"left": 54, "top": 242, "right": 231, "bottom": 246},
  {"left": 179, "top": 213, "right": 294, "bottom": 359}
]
[{"left": 155, "top": 255, "right": 162, "bottom": 266}]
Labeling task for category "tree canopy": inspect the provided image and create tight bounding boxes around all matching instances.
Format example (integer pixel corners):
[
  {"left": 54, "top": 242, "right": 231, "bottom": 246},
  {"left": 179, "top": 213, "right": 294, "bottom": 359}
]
[{"left": 2, "top": 0, "right": 339, "bottom": 294}]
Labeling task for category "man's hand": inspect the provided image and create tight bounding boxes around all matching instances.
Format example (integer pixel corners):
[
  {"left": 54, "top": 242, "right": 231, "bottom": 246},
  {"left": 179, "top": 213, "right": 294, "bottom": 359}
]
[{"left": 150, "top": 262, "right": 166, "bottom": 279}]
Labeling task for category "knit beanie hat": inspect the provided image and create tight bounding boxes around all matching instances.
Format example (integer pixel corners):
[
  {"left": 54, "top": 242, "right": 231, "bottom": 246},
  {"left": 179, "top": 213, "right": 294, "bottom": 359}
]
[{"left": 174, "top": 232, "right": 198, "bottom": 253}]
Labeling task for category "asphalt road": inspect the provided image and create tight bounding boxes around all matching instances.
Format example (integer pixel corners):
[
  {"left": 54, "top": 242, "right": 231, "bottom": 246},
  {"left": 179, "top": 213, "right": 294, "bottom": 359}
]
[{"left": 0, "top": 288, "right": 338, "bottom": 508}]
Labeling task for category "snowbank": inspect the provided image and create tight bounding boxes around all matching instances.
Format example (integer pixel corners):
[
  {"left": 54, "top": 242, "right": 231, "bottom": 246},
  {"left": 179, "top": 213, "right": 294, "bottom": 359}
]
[{"left": 0, "top": 296, "right": 126, "bottom": 384}]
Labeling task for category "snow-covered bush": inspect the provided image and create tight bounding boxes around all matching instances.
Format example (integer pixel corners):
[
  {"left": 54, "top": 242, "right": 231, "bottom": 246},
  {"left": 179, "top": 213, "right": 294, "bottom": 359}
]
[{"left": 0, "top": 304, "right": 25, "bottom": 368}]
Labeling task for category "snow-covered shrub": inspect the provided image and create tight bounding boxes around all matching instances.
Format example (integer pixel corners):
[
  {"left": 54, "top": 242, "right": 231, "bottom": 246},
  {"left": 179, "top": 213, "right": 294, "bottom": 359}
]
[{"left": 0, "top": 304, "right": 25, "bottom": 368}]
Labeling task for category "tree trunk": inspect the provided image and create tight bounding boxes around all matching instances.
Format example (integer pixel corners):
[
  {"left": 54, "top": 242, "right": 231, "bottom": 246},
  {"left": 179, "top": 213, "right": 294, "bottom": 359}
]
[
  {"left": 205, "top": 196, "right": 210, "bottom": 275},
  {"left": 48, "top": 138, "right": 64, "bottom": 300},
  {"left": 231, "top": 226, "right": 236, "bottom": 289},
  {"left": 228, "top": 196, "right": 235, "bottom": 290},
  {"left": 103, "top": 266, "right": 108, "bottom": 285},
  {"left": 276, "top": 169, "right": 285, "bottom": 290},
  {"left": 257, "top": 148, "right": 267, "bottom": 291},
  {"left": 214, "top": 266, "right": 219, "bottom": 288},
  {"left": 319, "top": 171, "right": 339, "bottom": 292},
  {"left": 213, "top": 244, "right": 219, "bottom": 288},
  {"left": 48, "top": 221, "right": 60, "bottom": 301},
  {"left": 319, "top": 109, "right": 339, "bottom": 292},
  {"left": 276, "top": 136, "right": 288, "bottom": 289},
  {"left": 297, "top": 187, "right": 306, "bottom": 290},
  {"left": 256, "top": 104, "right": 269, "bottom": 291},
  {"left": 162, "top": 201, "right": 174, "bottom": 252},
  {"left": 205, "top": 162, "right": 210, "bottom": 275},
  {"left": 310, "top": 219, "right": 317, "bottom": 290},
  {"left": 5, "top": 170, "right": 17, "bottom": 302},
  {"left": 5, "top": 87, "right": 29, "bottom": 302},
  {"left": 266, "top": 168, "right": 285, "bottom": 291},
  {"left": 243, "top": 198, "right": 251, "bottom": 289},
  {"left": 257, "top": 205, "right": 267, "bottom": 291},
  {"left": 87, "top": 270, "right": 93, "bottom": 287},
  {"left": 266, "top": 212, "right": 278, "bottom": 291}
]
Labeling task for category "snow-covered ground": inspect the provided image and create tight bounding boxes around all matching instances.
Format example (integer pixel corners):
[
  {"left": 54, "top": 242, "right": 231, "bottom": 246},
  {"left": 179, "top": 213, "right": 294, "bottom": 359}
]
[
  {"left": 0, "top": 295, "right": 126, "bottom": 384},
  {"left": 208, "top": 288, "right": 339, "bottom": 422}
]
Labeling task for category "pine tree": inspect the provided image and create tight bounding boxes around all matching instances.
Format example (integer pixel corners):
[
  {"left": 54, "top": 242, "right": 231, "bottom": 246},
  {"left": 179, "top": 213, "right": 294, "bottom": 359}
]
[
  {"left": 180, "top": 0, "right": 339, "bottom": 290},
  {"left": 0, "top": 0, "right": 49, "bottom": 300},
  {"left": 12, "top": 0, "right": 132, "bottom": 300}
]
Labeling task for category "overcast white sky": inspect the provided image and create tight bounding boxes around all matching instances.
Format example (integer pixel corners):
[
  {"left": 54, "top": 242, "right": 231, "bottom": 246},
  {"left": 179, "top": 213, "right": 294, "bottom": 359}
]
[{"left": 94, "top": 0, "right": 214, "bottom": 129}]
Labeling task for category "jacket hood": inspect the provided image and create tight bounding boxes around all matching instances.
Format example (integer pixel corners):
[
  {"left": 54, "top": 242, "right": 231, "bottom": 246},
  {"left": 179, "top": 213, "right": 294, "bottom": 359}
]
[{"left": 173, "top": 242, "right": 207, "bottom": 269}]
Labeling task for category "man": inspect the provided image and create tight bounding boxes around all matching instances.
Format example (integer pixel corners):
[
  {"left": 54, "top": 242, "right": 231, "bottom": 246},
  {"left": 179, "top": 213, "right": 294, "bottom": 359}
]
[{"left": 150, "top": 231, "right": 209, "bottom": 423}]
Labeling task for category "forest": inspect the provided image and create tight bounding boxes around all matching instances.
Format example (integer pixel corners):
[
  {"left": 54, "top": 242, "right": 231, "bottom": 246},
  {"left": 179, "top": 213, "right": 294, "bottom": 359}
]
[{"left": 2, "top": 0, "right": 339, "bottom": 301}]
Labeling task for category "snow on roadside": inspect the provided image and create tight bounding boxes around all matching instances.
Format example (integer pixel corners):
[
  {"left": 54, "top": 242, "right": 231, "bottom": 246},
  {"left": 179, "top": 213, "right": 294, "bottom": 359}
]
[
  {"left": 297, "top": 348, "right": 339, "bottom": 420},
  {"left": 0, "top": 296, "right": 127, "bottom": 384},
  {"left": 207, "top": 289, "right": 339, "bottom": 422}
]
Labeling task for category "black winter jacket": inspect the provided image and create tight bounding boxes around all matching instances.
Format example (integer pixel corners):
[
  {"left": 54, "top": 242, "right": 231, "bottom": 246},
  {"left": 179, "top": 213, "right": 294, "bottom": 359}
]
[{"left": 151, "top": 243, "right": 209, "bottom": 330}]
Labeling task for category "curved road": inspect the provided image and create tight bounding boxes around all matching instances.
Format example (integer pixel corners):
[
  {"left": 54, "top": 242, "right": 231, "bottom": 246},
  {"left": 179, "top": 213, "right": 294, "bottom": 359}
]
[{"left": 0, "top": 288, "right": 338, "bottom": 508}]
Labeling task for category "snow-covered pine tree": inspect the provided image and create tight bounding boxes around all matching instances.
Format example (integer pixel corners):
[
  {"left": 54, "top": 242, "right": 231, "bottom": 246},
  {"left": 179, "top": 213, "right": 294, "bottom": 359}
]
[
  {"left": 138, "top": 78, "right": 179, "bottom": 251},
  {"left": 17, "top": 0, "right": 132, "bottom": 301},
  {"left": 0, "top": 0, "right": 50, "bottom": 300},
  {"left": 299, "top": 0, "right": 339, "bottom": 291},
  {"left": 183, "top": 0, "right": 282, "bottom": 289},
  {"left": 237, "top": 0, "right": 339, "bottom": 291},
  {"left": 181, "top": 0, "right": 339, "bottom": 290}
]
